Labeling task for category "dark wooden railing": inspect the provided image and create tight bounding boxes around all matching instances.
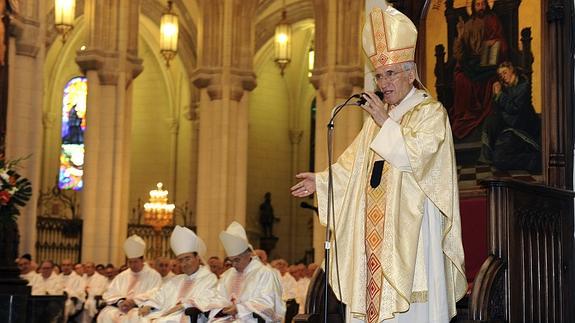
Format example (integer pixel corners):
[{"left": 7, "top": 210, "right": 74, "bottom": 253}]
[
  {"left": 36, "top": 217, "right": 82, "bottom": 263},
  {"left": 469, "top": 179, "right": 575, "bottom": 322},
  {"left": 36, "top": 186, "right": 82, "bottom": 263}
]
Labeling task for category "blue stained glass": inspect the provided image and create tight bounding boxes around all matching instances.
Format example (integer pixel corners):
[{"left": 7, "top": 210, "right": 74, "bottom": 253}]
[{"left": 58, "top": 77, "right": 87, "bottom": 190}]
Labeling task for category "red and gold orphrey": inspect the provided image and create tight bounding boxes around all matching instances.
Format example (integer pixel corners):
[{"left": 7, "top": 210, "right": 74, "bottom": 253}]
[{"left": 365, "top": 155, "right": 390, "bottom": 323}]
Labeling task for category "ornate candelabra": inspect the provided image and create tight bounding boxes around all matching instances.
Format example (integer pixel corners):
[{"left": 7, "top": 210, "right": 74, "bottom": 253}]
[{"left": 143, "top": 182, "right": 175, "bottom": 232}]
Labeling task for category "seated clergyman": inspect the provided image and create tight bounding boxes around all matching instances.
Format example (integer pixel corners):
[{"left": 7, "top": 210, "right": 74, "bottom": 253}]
[
  {"left": 209, "top": 221, "right": 285, "bottom": 322},
  {"left": 154, "top": 256, "right": 176, "bottom": 285},
  {"left": 78, "top": 261, "right": 109, "bottom": 322},
  {"left": 17, "top": 253, "right": 38, "bottom": 283},
  {"left": 60, "top": 258, "right": 86, "bottom": 320},
  {"left": 97, "top": 235, "right": 162, "bottom": 322},
  {"left": 138, "top": 225, "right": 227, "bottom": 322},
  {"left": 30, "top": 260, "right": 64, "bottom": 295}
]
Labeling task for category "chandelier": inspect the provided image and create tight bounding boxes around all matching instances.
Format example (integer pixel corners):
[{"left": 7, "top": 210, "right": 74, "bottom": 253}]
[
  {"left": 144, "top": 182, "right": 175, "bottom": 231},
  {"left": 274, "top": 4, "right": 292, "bottom": 75},
  {"left": 160, "top": 0, "right": 179, "bottom": 67},
  {"left": 54, "top": 0, "right": 76, "bottom": 43}
]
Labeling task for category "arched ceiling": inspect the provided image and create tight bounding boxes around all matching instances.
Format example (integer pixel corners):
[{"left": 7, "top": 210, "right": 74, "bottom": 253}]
[
  {"left": 45, "top": 0, "right": 314, "bottom": 73},
  {"left": 142, "top": 0, "right": 198, "bottom": 76},
  {"left": 255, "top": 0, "right": 314, "bottom": 52}
]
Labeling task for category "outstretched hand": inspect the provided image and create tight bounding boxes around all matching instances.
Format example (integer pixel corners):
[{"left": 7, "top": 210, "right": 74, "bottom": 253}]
[{"left": 290, "top": 172, "right": 316, "bottom": 197}]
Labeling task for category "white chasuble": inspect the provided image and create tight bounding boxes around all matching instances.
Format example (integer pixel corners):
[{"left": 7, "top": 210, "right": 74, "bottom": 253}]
[{"left": 315, "top": 89, "right": 467, "bottom": 322}]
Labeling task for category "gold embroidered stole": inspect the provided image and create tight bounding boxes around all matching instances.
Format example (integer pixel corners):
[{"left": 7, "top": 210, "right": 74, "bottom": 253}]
[{"left": 364, "top": 148, "right": 390, "bottom": 323}]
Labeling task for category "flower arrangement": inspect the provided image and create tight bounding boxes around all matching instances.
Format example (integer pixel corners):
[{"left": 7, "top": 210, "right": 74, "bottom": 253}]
[{"left": 0, "top": 157, "right": 32, "bottom": 221}]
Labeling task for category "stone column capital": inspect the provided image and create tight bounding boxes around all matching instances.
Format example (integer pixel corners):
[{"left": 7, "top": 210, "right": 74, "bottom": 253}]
[
  {"left": 75, "top": 49, "right": 143, "bottom": 86},
  {"left": 310, "top": 65, "right": 364, "bottom": 100},
  {"left": 10, "top": 14, "right": 39, "bottom": 58},
  {"left": 230, "top": 67, "right": 257, "bottom": 101},
  {"left": 192, "top": 0, "right": 257, "bottom": 102},
  {"left": 191, "top": 67, "right": 256, "bottom": 102},
  {"left": 190, "top": 66, "right": 222, "bottom": 100},
  {"left": 75, "top": 0, "right": 142, "bottom": 86}
]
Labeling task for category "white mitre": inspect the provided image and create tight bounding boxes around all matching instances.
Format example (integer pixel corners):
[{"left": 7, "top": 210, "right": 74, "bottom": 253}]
[
  {"left": 123, "top": 234, "right": 146, "bottom": 258},
  {"left": 219, "top": 221, "right": 251, "bottom": 257},
  {"left": 170, "top": 225, "right": 207, "bottom": 257}
]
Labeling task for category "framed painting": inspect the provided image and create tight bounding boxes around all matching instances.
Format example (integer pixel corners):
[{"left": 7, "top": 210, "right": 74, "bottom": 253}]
[{"left": 424, "top": 0, "right": 543, "bottom": 190}]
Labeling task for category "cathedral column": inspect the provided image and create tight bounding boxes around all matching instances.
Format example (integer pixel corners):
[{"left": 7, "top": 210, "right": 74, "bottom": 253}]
[
  {"left": 76, "top": 0, "right": 142, "bottom": 264},
  {"left": 310, "top": 0, "right": 365, "bottom": 262},
  {"left": 5, "top": 0, "right": 46, "bottom": 258},
  {"left": 542, "top": 0, "right": 574, "bottom": 188},
  {"left": 191, "top": 0, "right": 257, "bottom": 257}
]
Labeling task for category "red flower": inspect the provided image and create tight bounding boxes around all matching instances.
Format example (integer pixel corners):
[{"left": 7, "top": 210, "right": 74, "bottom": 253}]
[{"left": 0, "top": 190, "right": 11, "bottom": 205}]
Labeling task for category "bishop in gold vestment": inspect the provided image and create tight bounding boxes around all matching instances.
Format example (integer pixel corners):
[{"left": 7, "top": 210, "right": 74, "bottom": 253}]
[{"left": 291, "top": 3, "right": 467, "bottom": 323}]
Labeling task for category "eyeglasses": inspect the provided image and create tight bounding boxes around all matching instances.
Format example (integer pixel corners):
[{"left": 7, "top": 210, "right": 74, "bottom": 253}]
[{"left": 373, "top": 69, "right": 406, "bottom": 82}]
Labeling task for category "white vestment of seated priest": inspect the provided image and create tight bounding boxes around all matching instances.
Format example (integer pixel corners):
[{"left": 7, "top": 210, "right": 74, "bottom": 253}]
[
  {"left": 97, "top": 264, "right": 162, "bottom": 322},
  {"left": 209, "top": 257, "right": 285, "bottom": 323},
  {"left": 61, "top": 271, "right": 86, "bottom": 318},
  {"left": 137, "top": 266, "right": 228, "bottom": 323},
  {"left": 30, "top": 272, "right": 65, "bottom": 295},
  {"left": 80, "top": 271, "right": 109, "bottom": 322}
]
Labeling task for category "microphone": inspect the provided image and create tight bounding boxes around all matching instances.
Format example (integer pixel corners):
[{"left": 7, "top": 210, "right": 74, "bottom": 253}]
[
  {"left": 300, "top": 202, "right": 318, "bottom": 212},
  {"left": 329, "top": 93, "right": 362, "bottom": 125},
  {"left": 356, "top": 91, "right": 384, "bottom": 106}
]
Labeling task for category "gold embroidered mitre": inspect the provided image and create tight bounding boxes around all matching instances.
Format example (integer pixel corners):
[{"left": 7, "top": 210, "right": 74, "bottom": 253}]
[{"left": 362, "top": 4, "right": 418, "bottom": 68}]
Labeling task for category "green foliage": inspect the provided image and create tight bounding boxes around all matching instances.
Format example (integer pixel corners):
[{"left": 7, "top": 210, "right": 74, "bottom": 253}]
[{"left": 0, "top": 157, "right": 32, "bottom": 220}]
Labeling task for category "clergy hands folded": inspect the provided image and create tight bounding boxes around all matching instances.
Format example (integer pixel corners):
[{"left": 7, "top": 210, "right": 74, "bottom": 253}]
[
  {"left": 138, "top": 305, "right": 152, "bottom": 317},
  {"left": 291, "top": 173, "right": 316, "bottom": 197},
  {"left": 222, "top": 304, "right": 238, "bottom": 316},
  {"left": 119, "top": 299, "right": 136, "bottom": 313}
]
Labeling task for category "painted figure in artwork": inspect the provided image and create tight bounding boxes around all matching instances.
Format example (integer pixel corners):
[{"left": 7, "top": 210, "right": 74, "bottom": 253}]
[
  {"left": 478, "top": 61, "right": 540, "bottom": 171},
  {"left": 450, "top": 0, "right": 508, "bottom": 139}
]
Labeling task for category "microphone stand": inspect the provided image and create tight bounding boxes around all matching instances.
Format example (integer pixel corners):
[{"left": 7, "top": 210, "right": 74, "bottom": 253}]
[{"left": 323, "top": 94, "right": 359, "bottom": 323}]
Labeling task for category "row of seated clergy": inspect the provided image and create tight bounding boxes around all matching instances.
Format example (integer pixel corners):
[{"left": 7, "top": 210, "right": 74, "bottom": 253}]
[
  {"left": 94, "top": 222, "right": 284, "bottom": 322},
  {"left": 19, "top": 259, "right": 67, "bottom": 323},
  {"left": 21, "top": 258, "right": 107, "bottom": 322},
  {"left": 18, "top": 251, "right": 111, "bottom": 323}
]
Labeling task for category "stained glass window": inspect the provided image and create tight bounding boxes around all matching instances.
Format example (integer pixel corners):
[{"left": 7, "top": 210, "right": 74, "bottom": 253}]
[{"left": 58, "top": 77, "right": 87, "bottom": 190}]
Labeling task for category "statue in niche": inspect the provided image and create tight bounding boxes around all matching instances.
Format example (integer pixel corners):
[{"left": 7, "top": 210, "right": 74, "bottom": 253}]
[{"left": 259, "top": 192, "right": 279, "bottom": 237}]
